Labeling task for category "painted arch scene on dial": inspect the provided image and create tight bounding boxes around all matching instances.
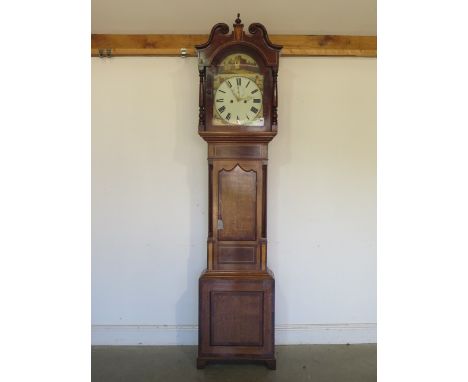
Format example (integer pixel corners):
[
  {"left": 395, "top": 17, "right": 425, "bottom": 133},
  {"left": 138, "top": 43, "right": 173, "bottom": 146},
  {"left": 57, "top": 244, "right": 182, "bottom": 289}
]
[{"left": 213, "top": 53, "right": 264, "bottom": 127}]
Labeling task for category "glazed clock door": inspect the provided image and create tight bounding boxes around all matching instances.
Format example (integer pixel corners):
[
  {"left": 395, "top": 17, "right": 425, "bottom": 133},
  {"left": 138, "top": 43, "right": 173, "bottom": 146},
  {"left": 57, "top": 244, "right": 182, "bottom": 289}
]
[
  {"left": 212, "top": 160, "right": 263, "bottom": 271},
  {"left": 205, "top": 49, "right": 273, "bottom": 133},
  {"left": 212, "top": 53, "right": 265, "bottom": 128}
]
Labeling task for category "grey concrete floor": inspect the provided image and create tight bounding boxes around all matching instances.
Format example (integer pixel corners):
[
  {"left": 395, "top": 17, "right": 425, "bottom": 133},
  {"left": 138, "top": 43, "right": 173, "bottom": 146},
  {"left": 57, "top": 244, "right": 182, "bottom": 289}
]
[{"left": 92, "top": 344, "right": 376, "bottom": 382}]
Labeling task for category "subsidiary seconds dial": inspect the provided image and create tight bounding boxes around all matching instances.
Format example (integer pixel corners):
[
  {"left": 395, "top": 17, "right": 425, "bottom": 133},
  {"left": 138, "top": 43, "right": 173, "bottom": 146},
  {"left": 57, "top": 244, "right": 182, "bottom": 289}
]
[{"left": 215, "top": 76, "right": 263, "bottom": 125}]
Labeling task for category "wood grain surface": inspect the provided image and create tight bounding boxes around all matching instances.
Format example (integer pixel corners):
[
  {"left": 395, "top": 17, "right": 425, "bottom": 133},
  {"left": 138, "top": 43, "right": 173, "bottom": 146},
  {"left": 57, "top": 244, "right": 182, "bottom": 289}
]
[{"left": 91, "top": 34, "right": 376, "bottom": 57}]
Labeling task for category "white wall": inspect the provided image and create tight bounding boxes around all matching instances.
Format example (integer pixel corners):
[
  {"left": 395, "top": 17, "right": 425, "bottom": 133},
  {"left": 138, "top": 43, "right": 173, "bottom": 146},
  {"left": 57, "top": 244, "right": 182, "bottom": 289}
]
[{"left": 92, "top": 56, "right": 376, "bottom": 345}]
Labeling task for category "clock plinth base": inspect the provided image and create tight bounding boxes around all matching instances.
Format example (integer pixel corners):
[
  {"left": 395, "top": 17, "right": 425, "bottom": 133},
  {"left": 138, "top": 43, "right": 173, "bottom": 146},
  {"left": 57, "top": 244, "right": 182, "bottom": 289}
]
[
  {"left": 198, "top": 270, "right": 275, "bottom": 369},
  {"left": 196, "top": 358, "right": 208, "bottom": 369},
  {"left": 196, "top": 357, "right": 276, "bottom": 370},
  {"left": 265, "top": 359, "right": 277, "bottom": 370}
]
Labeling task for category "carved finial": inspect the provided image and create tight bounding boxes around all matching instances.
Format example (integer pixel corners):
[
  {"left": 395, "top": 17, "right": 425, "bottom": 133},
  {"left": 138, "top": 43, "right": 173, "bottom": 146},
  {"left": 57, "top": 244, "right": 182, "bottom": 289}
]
[{"left": 233, "top": 13, "right": 244, "bottom": 40}]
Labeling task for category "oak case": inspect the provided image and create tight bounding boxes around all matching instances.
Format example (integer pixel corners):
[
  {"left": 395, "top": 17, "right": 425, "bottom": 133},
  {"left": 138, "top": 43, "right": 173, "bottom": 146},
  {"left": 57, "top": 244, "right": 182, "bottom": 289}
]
[{"left": 196, "top": 15, "right": 281, "bottom": 370}]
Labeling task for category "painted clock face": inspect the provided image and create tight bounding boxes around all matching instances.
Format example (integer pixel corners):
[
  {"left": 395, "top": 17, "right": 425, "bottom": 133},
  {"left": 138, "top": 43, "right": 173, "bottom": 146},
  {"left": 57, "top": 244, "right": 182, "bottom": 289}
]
[
  {"left": 215, "top": 76, "right": 262, "bottom": 125},
  {"left": 212, "top": 53, "right": 264, "bottom": 127}
]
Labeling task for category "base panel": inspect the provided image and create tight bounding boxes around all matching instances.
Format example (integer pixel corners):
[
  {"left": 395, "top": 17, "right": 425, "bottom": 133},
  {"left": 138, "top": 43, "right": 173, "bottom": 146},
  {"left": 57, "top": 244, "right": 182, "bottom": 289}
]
[{"left": 198, "top": 270, "right": 275, "bottom": 369}]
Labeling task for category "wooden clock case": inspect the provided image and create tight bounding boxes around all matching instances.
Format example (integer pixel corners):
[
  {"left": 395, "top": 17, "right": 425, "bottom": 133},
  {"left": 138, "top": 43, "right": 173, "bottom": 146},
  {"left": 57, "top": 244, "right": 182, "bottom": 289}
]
[{"left": 196, "top": 15, "right": 281, "bottom": 370}]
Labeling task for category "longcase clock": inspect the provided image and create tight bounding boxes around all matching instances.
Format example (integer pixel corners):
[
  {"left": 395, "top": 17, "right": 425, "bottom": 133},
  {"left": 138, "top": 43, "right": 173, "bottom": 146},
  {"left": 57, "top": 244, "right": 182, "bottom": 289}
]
[{"left": 196, "top": 14, "right": 281, "bottom": 370}]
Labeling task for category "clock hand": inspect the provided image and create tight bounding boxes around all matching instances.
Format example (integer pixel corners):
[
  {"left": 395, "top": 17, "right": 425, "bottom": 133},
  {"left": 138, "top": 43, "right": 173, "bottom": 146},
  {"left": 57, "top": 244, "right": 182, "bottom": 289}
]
[
  {"left": 229, "top": 86, "right": 240, "bottom": 102},
  {"left": 236, "top": 83, "right": 242, "bottom": 99},
  {"left": 240, "top": 95, "right": 254, "bottom": 101}
]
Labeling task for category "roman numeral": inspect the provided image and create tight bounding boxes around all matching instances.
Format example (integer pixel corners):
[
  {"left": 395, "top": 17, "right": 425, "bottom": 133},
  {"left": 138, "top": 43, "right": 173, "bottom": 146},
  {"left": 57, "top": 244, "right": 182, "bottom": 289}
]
[
  {"left": 251, "top": 89, "right": 259, "bottom": 94},
  {"left": 226, "top": 113, "right": 231, "bottom": 120},
  {"left": 227, "top": 80, "right": 232, "bottom": 88},
  {"left": 250, "top": 106, "right": 259, "bottom": 114},
  {"left": 216, "top": 99, "right": 224, "bottom": 102},
  {"left": 236, "top": 78, "right": 241, "bottom": 86},
  {"left": 218, "top": 90, "right": 226, "bottom": 93},
  {"left": 218, "top": 106, "right": 226, "bottom": 113},
  {"left": 245, "top": 81, "right": 251, "bottom": 88},
  {"left": 253, "top": 99, "right": 261, "bottom": 103}
]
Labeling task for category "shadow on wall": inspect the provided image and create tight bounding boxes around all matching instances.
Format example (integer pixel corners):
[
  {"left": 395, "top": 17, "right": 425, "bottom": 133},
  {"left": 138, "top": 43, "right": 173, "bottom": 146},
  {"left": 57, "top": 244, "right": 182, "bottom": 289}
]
[
  {"left": 268, "top": 63, "right": 294, "bottom": 328},
  {"left": 173, "top": 57, "right": 207, "bottom": 345}
]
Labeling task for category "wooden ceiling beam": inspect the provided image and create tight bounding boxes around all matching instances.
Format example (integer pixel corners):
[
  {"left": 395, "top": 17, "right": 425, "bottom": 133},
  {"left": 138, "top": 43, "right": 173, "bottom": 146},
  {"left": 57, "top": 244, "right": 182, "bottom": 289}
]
[{"left": 91, "top": 34, "right": 376, "bottom": 58}]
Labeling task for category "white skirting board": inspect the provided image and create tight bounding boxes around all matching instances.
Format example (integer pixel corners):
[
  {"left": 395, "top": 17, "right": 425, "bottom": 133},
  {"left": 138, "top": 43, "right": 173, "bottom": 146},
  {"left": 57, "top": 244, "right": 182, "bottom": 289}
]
[{"left": 92, "top": 323, "right": 376, "bottom": 345}]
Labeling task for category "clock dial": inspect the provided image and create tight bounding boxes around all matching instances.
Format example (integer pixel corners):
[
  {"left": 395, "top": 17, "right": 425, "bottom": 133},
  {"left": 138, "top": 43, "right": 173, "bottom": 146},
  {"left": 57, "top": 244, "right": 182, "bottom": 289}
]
[
  {"left": 212, "top": 53, "right": 264, "bottom": 127},
  {"left": 215, "top": 76, "right": 263, "bottom": 125}
]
